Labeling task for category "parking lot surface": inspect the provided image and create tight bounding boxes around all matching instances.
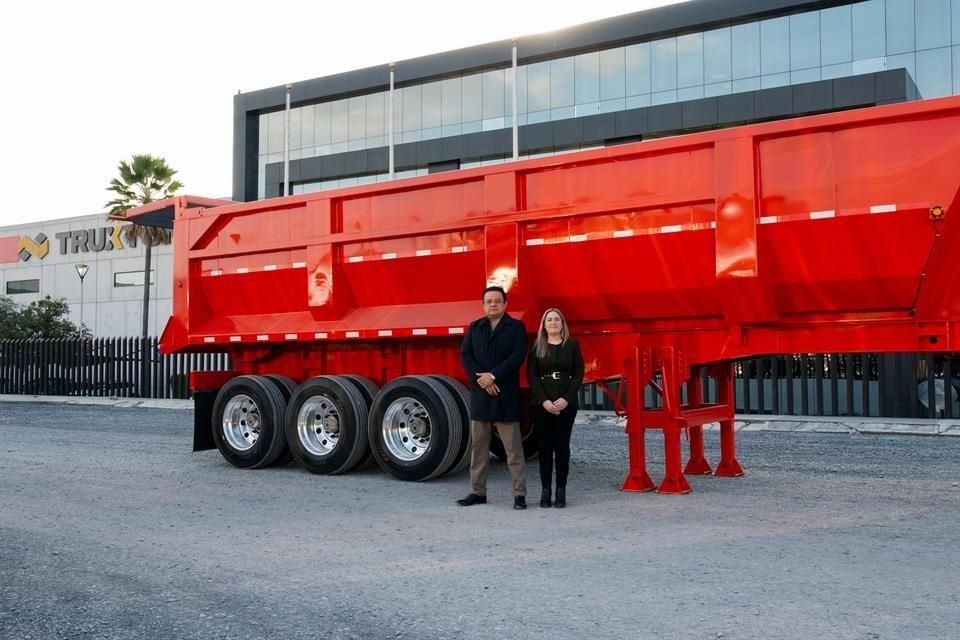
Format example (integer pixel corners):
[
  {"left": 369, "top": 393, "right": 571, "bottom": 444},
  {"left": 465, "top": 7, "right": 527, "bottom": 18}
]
[{"left": 1, "top": 402, "right": 958, "bottom": 640}]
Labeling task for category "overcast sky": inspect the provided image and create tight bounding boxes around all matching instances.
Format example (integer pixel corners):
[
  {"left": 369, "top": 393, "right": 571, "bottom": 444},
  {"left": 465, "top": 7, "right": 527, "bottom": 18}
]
[{"left": 0, "top": 0, "right": 684, "bottom": 226}]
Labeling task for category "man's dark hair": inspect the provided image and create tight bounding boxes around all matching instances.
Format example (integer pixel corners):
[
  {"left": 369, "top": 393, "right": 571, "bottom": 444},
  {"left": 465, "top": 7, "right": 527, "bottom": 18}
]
[{"left": 482, "top": 285, "right": 507, "bottom": 303}]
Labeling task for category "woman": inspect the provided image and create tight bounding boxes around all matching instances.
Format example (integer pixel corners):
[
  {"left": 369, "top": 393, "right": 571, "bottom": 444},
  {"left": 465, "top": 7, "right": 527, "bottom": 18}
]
[{"left": 527, "top": 308, "right": 584, "bottom": 508}]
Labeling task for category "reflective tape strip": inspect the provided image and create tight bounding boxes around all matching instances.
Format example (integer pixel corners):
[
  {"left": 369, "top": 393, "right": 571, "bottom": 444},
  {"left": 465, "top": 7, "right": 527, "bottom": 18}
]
[
  {"left": 203, "top": 264, "right": 313, "bottom": 277},
  {"left": 448, "top": 327, "right": 464, "bottom": 335},
  {"left": 314, "top": 332, "right": 328, "bottom": 339},
  {"left": 809, "top": 210, "right": 836, "bottom": 219},
  {"left": 870, "top": 204, "right": 897, "bottom": 214},
  {"left": 346, "top": 331, "right": 360, "bottom": 338},
  {"left": 613, "top": 230, "right": 634, "bottom": 238},
  {"left": 284, "top": 333, "right": 298, "bottom": 340},
  {"left": 660, "top": 225, "right": 682, "bottom": 234},
  {"left": 526, "top": 238, "right": 545, "bottom": 246},
  {"left": 569, "top": 234, "right": 588, "bottom": 242},
  {"left": 229, "top": 336, "right": 241, "bottom": 343},
  {"left": 203, "top": 337, "right": 215, "bottom": 343},
  {"left": 341, "top": 244, "right": 481, "bottom": 263},
  {"left": 759, "top": 216, "right": 778, "bottom": 225},
  {"left": 413, "top": 328, "right": 427, "bottom": 336},
  {"left": 378, "top": 329, "right": 393, "bottom": 337},
  {"left": 257, "top": 335, "right": 269, "bottom": 341}
]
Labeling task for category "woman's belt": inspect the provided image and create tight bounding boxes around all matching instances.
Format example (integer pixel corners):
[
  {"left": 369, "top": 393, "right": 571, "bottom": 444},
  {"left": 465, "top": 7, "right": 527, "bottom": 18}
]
[{"left": 541, "top": 371, "right": 571, "bottom": 380}]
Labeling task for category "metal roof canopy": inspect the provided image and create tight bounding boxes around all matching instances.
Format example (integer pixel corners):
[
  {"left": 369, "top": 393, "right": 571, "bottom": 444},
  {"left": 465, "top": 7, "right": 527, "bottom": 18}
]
[{"left": 109, "top": 196, "right": 233, "bottom": 229}]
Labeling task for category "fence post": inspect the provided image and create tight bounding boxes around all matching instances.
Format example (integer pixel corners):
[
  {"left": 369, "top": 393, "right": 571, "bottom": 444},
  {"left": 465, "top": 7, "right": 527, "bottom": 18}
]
[{"left": 946, "top": 358, "right": 955, "bottom": 419}]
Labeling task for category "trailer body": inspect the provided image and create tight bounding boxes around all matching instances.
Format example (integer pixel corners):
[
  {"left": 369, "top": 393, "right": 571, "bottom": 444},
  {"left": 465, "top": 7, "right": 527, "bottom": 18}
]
[{"left": 134, "top": 95, "right": 960, "bottom": 491}]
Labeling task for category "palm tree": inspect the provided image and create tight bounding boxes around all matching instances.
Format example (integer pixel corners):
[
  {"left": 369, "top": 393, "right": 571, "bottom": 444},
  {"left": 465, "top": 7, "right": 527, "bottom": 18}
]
[{"left": 105, "top": 154, "right": 183, "bottom": 338}]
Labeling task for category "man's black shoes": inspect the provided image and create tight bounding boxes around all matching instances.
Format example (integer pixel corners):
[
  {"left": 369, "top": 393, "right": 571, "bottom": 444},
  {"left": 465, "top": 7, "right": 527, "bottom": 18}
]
[
  {"left": 456, "top": 494, "right": 527, "bottom": 508},
  {"left": 456, "top": 493, "right": 487, "bottom": 506}
]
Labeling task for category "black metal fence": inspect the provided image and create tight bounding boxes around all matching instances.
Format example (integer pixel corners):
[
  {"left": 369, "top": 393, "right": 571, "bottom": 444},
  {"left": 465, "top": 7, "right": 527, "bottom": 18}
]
[
  {"left": 1, "top": 339, "right": 956, "bottom": 418},
  {"left": 577, "top": 353, "right": 960, "bottom": 419},
  {"left": 0, "top": 337, "right": 231, "bottom": 399}
]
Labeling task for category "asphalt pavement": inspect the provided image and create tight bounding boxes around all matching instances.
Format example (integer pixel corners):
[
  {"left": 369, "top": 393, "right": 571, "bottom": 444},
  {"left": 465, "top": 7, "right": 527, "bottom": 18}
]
[{"left": 1, "top": 402, "right": 958, "bottom": 640}]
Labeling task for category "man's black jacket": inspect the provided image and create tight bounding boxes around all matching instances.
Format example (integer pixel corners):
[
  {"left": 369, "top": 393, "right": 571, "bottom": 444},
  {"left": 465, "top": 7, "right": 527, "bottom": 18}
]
[{"left": 460, "top": 313, "right": 527, "bottom": 422}]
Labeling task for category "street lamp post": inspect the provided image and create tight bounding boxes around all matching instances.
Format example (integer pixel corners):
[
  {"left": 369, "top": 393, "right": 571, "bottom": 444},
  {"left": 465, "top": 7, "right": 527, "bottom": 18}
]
[{"left": 75, "top": 263, "right": 88, "bottom": 335}]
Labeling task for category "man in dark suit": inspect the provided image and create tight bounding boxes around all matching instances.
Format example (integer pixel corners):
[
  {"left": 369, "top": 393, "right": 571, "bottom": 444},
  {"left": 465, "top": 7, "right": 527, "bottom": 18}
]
[{"left": 457, "top": 285, "right": 528, "bottom": 509}]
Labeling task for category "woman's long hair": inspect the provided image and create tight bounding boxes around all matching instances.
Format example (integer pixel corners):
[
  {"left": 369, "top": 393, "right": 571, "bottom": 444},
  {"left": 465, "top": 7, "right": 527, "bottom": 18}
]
[{"left": 533, "top": 308, "right": 570, "bottom": 359}]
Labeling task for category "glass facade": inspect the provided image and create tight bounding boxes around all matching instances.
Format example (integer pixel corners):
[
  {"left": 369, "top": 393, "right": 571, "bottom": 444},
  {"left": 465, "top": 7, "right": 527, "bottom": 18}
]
[{"left": 261, "top": 0, "right": 960, "bottom": 197}]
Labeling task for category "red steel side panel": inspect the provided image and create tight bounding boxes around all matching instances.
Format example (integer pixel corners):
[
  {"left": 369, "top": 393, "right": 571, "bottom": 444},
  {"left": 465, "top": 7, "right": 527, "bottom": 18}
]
[{"left": 145, "top": 95, "right": 960, "bottom": 387}]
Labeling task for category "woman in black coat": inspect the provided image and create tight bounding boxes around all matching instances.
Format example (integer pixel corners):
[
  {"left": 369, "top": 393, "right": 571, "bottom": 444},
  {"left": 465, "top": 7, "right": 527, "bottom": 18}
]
[{"left": 526, "top": 308, "right": 584, "bottom": 508}]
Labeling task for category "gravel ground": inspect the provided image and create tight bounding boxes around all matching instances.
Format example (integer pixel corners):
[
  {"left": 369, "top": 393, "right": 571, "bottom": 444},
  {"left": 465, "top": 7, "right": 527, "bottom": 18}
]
[{"left": 1, "top": 402, "right": 958, "bottom": 640}]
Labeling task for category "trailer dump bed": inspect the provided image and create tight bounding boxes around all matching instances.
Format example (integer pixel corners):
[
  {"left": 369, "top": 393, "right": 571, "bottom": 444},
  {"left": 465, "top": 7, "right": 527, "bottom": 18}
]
[{"left": 136, "top": 95, "right": 960, "bottom": 492}]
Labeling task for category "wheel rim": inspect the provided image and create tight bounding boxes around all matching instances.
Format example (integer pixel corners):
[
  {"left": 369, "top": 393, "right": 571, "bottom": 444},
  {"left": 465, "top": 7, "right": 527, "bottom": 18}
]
[
  {"left": 222, "top": 394, "right": 261, "bottom": 452},
  {"left": 382, "top": 396, "right": 431, "bottom": 462},
  {"left": 298, "top": 395, "right": 342, "bottom": 456}
]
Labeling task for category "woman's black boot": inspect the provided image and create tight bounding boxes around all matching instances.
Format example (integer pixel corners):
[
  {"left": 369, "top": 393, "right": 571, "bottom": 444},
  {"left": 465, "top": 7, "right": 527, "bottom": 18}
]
[
  {"left": 540, "top": 486, "right": 552, "bottom": 508},
  {"left": 555, "top": 486, "right": 566, "bottom": 508}
]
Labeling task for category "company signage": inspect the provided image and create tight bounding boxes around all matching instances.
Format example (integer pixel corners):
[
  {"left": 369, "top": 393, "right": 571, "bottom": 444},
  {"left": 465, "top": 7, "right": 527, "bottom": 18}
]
[
  {"left": 1, "top": 225, "right": 135, "bottom": 263},
  {"left": 53, "top": 226, "right": 128, "bottom": 256}
]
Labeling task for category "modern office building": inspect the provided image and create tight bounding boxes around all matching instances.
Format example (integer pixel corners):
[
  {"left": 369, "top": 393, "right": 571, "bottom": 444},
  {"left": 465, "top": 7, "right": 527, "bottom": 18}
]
[
  {"left": 234, "top": 0, "right": 958, "bottom": 202},
  {"left": 5, "top": 0, "right": 959, "bottom": 338},
  {"left": 0, "top": 214, "right": 172, "bottom": 337}
]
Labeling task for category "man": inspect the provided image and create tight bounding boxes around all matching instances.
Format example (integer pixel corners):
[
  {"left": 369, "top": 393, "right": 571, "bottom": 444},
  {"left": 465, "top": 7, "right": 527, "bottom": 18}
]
[{"left": 457, "top": 285, "right": 528, "bottom": 509}]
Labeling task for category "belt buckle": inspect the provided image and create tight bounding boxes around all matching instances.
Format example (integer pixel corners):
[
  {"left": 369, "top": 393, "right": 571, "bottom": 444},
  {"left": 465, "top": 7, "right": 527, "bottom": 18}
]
[{"left": 549, "top": 371, "right": 561, "bottom": 380}]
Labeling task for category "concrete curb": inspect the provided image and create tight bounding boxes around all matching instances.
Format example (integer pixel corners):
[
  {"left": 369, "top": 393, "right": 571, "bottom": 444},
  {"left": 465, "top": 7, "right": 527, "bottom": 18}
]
[
  {"left": 1, "top": 397, "right": 957, "bottom": 435},
  {"left": 0, "top": 395, "right": 192, "bottom": 410},
  {"left": 575, "top": 411, "right": 960, "bottom": 436}
]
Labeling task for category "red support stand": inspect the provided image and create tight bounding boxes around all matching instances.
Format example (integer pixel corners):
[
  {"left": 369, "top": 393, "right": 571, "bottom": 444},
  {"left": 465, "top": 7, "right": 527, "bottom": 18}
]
[
  {"left": 621, "top": 347, "right": 655, "bottom": 492},
  {"left": 712, "top": 363, "right": 744, "bottom": 477},
  {"left": 684, "top": 426, "right": 712, "bottom": 475},
  {"left": 657, "top": 348, "right": 691, "bottom": 494},
  {"left": 683, "top": 371, "right": 713, "bottom": 475}
]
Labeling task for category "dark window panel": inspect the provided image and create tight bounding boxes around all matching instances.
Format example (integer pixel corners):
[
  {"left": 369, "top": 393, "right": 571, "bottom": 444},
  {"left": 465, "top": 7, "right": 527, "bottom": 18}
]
[
  {"left": 647, "top": 103, "right": 682, "bottom": 133},
  {"left": 681, "top": 97, "right": 718, "bottom": 129},
  {"left": 582, "top": 112, "right": 617, "bottom": 144},
  {"left": 552, "top": 118, "right": 584, "bottom": 148},
  {"left": 614, "top": 108, "right": 647, "bottom": 138},
  {"left": 755, "top": 85, "right": 793, "bottom": 119},
  {"left": 833, "top": 73, "right": 876, "bottom": 108},
  {"left": 717, "top": 91, "right": 756, "bottom": 124},
  {"left": 792, "top": 79, "right": 833, "bottom": 114}
]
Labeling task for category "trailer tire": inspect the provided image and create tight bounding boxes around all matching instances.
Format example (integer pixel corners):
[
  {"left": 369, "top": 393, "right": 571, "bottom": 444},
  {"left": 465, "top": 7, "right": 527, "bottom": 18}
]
[
  {"left": 428, "top": 375, "right": 471, "bottom": 476},
  {"left": 285, "top": 376, "right": 370, "bottom": 474},
  {"left": 211, "top": 375, "right": 289, "bottom": 469},
  {"left": 368, "top": 376, "right": 462, "bottom": 481},
  {"left": 263, "top": 375, "right": 297, "bottom": 462},
  {"left": 339, "top": 375, "right": 380, "bottom": 470},
  {"left": 264, "top": 375, "right": 297, "bottom": 403}
]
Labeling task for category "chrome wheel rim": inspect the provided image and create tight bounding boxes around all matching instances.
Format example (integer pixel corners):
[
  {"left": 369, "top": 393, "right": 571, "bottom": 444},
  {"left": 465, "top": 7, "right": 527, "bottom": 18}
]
[
  {"left": 298, "top": 395, "right": 341, "bottom": 456},
  {"left": 382, "top": 396, "right": 430, "bottom": 461},
  {"left": 222, "top": 394, "right": 261, "bottom": 452}
]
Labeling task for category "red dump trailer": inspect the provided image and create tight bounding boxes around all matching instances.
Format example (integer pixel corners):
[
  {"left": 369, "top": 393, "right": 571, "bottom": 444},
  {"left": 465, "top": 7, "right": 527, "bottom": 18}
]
[{"left": 128, "top": 95, "right": 960, "bottom": 493}]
